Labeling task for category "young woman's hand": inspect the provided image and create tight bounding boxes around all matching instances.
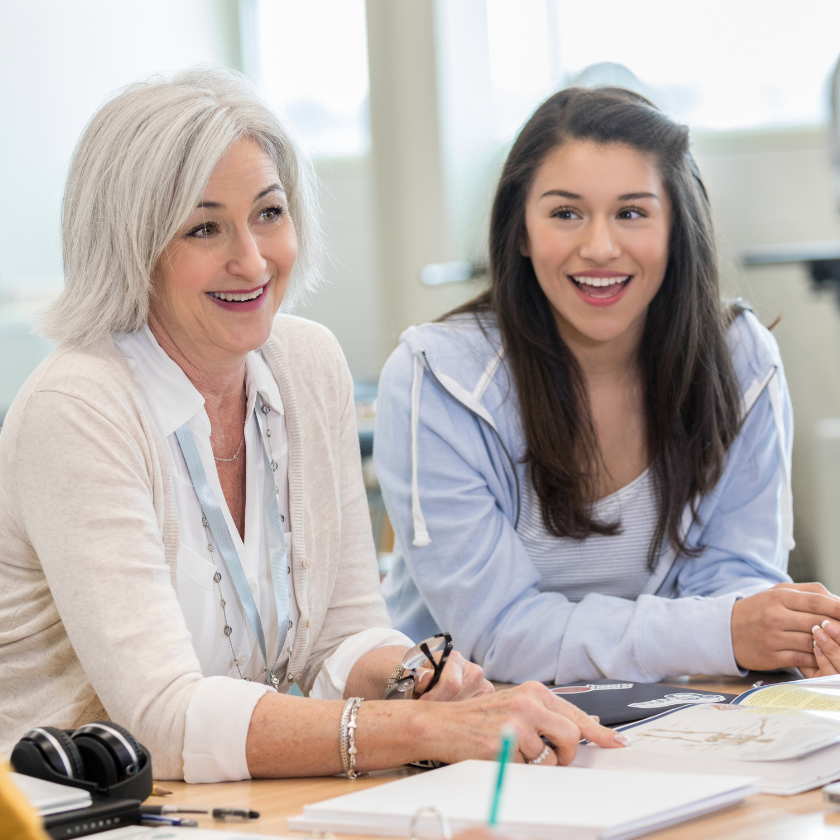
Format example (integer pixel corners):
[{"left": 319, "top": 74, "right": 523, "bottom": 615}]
[
  {"left": 428, "top": 681, "right": 627, "bottom": 766},
  {"left": 812, "top": 620, "right": 840, "bottom": 676},
  {"left": 414, "top": 650, "right": 495, "bottom": 701},
  {"left": 731, "top": 582, "right": 840, "bottom": 672}
]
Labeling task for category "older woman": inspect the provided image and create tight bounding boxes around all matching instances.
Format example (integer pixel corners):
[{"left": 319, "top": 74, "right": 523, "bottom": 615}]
[{"left": 0, "top": 68, "right": 623, "bottom": 782}]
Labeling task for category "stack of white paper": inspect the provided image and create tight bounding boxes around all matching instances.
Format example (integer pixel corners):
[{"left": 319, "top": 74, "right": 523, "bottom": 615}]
[
  {"left": 289, "top": 759, "right": 756, "bottom": 840},
  {"left": 9, "top": 772, "right": 92, "bottom": 816}
]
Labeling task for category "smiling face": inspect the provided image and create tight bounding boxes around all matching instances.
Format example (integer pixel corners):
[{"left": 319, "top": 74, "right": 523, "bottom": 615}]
[
  {"left": 149, "top": 137, "right": 297, "bottom": 367},
  {"left": 522, "top": 140, "right": 671, "bottom": 354}
]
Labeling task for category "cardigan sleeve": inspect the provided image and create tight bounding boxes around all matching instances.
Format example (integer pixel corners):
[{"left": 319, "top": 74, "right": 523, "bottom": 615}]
[{"left": 13, "top": 388, "right": 205, "bottom": 779}]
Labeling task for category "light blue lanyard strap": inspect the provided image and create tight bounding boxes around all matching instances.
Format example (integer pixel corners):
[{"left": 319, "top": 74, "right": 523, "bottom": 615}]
[
  {"left": 255, "top": 396, "right": 291, "bottom": 673},
  {"left": 174, "top": 399, "right": 289, "bottom": 688}
]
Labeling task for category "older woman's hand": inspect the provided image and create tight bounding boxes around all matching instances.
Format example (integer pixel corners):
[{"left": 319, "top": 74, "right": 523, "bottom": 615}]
[
  {"left": 428, "top": 681, "right": 626, "bottom": 766},
  {"left": 414, "top": 650, "right": 494, "bottom": 701}
]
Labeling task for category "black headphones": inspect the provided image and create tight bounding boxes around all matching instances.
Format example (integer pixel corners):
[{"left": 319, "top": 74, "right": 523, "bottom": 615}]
[{"left": 11, "top": 721, "right": 153, "bottom": 801}]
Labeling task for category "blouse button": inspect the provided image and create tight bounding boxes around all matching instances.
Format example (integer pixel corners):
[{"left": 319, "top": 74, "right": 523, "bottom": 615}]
[{"left": 303, "top": 557, "right": 311, "bottom": 569}]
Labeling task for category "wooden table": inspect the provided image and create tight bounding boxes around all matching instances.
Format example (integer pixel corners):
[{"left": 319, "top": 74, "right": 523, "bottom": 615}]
[{"left": 143, "top": 674, "right": 840, "bottom": 839}]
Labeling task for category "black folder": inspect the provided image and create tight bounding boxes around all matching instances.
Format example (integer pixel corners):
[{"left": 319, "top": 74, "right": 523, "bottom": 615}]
[{"left": 551, "top": 679, "right": 736, "bottom": 726}]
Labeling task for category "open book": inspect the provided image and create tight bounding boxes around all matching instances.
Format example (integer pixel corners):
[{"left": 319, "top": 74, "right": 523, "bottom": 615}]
[{"left": 572, "top": 676, "right": 840, "bottom": 795}]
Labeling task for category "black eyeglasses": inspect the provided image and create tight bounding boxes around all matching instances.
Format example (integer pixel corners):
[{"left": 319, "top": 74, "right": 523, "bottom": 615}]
[{"left": 383, "top": 633, "right": 453, "bottom": 700}]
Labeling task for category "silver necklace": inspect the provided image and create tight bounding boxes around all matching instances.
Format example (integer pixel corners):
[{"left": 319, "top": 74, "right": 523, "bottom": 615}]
[
  {"left": 261, "top": 402, "right": 293, "bottom": 662},
  {"left": 202, "top": 513, "right": 248, "bottom": 680},
  {"left": 213, "top": 433, "right": 245, "bottom": 462},
  {"left": 203, "top": 402, "right": 286, "bottom": 683}
]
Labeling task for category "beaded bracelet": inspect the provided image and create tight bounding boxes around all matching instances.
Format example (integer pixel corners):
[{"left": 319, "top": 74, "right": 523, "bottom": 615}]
[{"left": 340, "top": 697, "right": 364, "bottom": 779}]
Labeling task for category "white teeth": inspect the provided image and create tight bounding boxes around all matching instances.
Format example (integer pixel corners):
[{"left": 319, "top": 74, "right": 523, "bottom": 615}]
[
  {"left": 209, "top": 286, "right": 265, "bottom": 302},
  {"left": 571, "top": 275, "right": 630, "bottom": 287}
]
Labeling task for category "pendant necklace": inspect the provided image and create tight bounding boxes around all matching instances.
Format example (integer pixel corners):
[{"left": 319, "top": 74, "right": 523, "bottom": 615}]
[{"left": 213, "top": 429, "right": 246, "bottom": 462}]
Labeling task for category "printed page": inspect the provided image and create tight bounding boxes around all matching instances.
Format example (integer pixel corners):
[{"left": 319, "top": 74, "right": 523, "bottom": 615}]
[
  {"left": 621, "top": 704, "right": 840, "bottom": 761},
  {"left": 738, "top": 683, "right": 840, "bottom": 712}
]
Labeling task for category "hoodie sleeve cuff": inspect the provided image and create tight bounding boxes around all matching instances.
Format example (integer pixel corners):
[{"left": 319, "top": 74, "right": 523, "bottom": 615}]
[{"left": 640, "top": 592, "right": 745, "bottom": 678}]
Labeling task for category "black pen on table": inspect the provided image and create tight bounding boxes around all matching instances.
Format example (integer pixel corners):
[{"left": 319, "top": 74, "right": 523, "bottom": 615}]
[{"left": 140, "top": 805, "right": 260, "bottom": 820}]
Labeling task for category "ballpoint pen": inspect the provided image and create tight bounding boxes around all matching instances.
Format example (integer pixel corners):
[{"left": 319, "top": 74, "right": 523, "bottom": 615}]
[
  {"left": 212, "top": 808, "right": 261, "bottom": 821},
  {"left": 140, "top": 814, "right": 199, "bottom": 827},
  {"left": 487, "top": 725, "right": 516, "bottom": 827},
  {"left": 140, "top": 805, "right": 260, "bottom": 820}
]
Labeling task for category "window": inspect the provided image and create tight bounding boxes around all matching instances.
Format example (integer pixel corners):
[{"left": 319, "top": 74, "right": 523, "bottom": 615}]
[
  {"left": 486, "top": 0, "right": 840, "bottom": 137},
  {"left": 256, "top": 0, "right": 370, "bottom": 158}
]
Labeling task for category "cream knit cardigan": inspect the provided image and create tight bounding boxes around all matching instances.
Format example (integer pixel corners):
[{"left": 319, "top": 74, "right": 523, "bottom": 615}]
[{"left": 0, "top": 315, "right": 391, "bottom": 779}]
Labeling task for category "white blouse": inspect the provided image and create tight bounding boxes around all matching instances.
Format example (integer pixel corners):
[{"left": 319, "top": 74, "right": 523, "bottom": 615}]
[{"left": 115, "top": 326, "right": 411, "bottom": 781}]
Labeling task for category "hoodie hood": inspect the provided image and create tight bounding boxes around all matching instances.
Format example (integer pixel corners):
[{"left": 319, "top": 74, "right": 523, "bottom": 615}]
[{"left": 398, "top": 311, "right": 793, "bottom": 556}]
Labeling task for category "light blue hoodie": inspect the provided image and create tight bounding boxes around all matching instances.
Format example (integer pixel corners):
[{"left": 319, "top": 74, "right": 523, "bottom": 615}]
[{"left": 374, "top": 311, "right": 794, "bottom": 684}]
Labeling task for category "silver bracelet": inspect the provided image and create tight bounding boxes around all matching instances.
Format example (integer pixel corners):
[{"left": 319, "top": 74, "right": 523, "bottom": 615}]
[{"left": 340, "top": 697, "right": 364, "bottom": 779}]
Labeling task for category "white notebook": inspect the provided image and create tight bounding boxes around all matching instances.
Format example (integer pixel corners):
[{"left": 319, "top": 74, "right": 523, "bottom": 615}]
[
  {"left": 9, "top": 772, "right": 92, "bottom": 816},
  {"left": 288, "top": 759, "right": 756, "bottom": 840}
]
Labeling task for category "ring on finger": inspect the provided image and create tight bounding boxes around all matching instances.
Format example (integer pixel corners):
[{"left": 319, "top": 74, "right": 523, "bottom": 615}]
[{"left": 528, "top": 744, "right": 551, "bottom": 765}]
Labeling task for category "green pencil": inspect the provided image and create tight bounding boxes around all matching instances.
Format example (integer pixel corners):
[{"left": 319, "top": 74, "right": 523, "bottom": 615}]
[{"left": 488, "top": 725, "right": 517, "bottom": 827}]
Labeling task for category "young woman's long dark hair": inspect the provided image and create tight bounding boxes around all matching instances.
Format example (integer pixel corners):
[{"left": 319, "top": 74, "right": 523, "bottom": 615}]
[{"left": 447, "top": 86, "right": 743, "bottom": 567}]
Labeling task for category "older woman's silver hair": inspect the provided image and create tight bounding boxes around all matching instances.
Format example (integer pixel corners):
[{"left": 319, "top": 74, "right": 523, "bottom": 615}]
[{"left": 41, "top": 65, "right": 325, "bottom": 346}]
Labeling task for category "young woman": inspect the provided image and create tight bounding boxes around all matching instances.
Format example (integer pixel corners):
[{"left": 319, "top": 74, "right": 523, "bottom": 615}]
[{"left": 375, "top": 86, "right": 840, "bottom": 685}]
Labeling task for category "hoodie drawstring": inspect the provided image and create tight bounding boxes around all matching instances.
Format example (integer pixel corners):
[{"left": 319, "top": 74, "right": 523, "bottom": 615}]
[
  {"left": 768, "top": 371, "right": 795, "bottom": 551},
  {"left": 410, "top": 354, "right": 431, "bottom": 547}
]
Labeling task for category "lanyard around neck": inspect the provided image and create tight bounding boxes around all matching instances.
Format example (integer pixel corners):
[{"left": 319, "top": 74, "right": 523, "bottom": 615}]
[{"left": 174, "top": 396, "right": 290, "bottom": 688}]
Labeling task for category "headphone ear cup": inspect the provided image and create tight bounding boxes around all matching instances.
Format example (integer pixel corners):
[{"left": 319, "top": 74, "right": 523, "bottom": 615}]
[
  {"left": 19, "top": 727, "right": 85, "bottom": 780},
  {"left": 71, "top": 721, "right": 144, "bottom": 789},
  {"left": 95, "top": 721, "right": 144, "bottom": 771}
]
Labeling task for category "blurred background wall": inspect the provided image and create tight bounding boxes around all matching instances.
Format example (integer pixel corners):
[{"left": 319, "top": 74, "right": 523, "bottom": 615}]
[{"left": 4, "top": 0, "right": 840, "bottom": 584}]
